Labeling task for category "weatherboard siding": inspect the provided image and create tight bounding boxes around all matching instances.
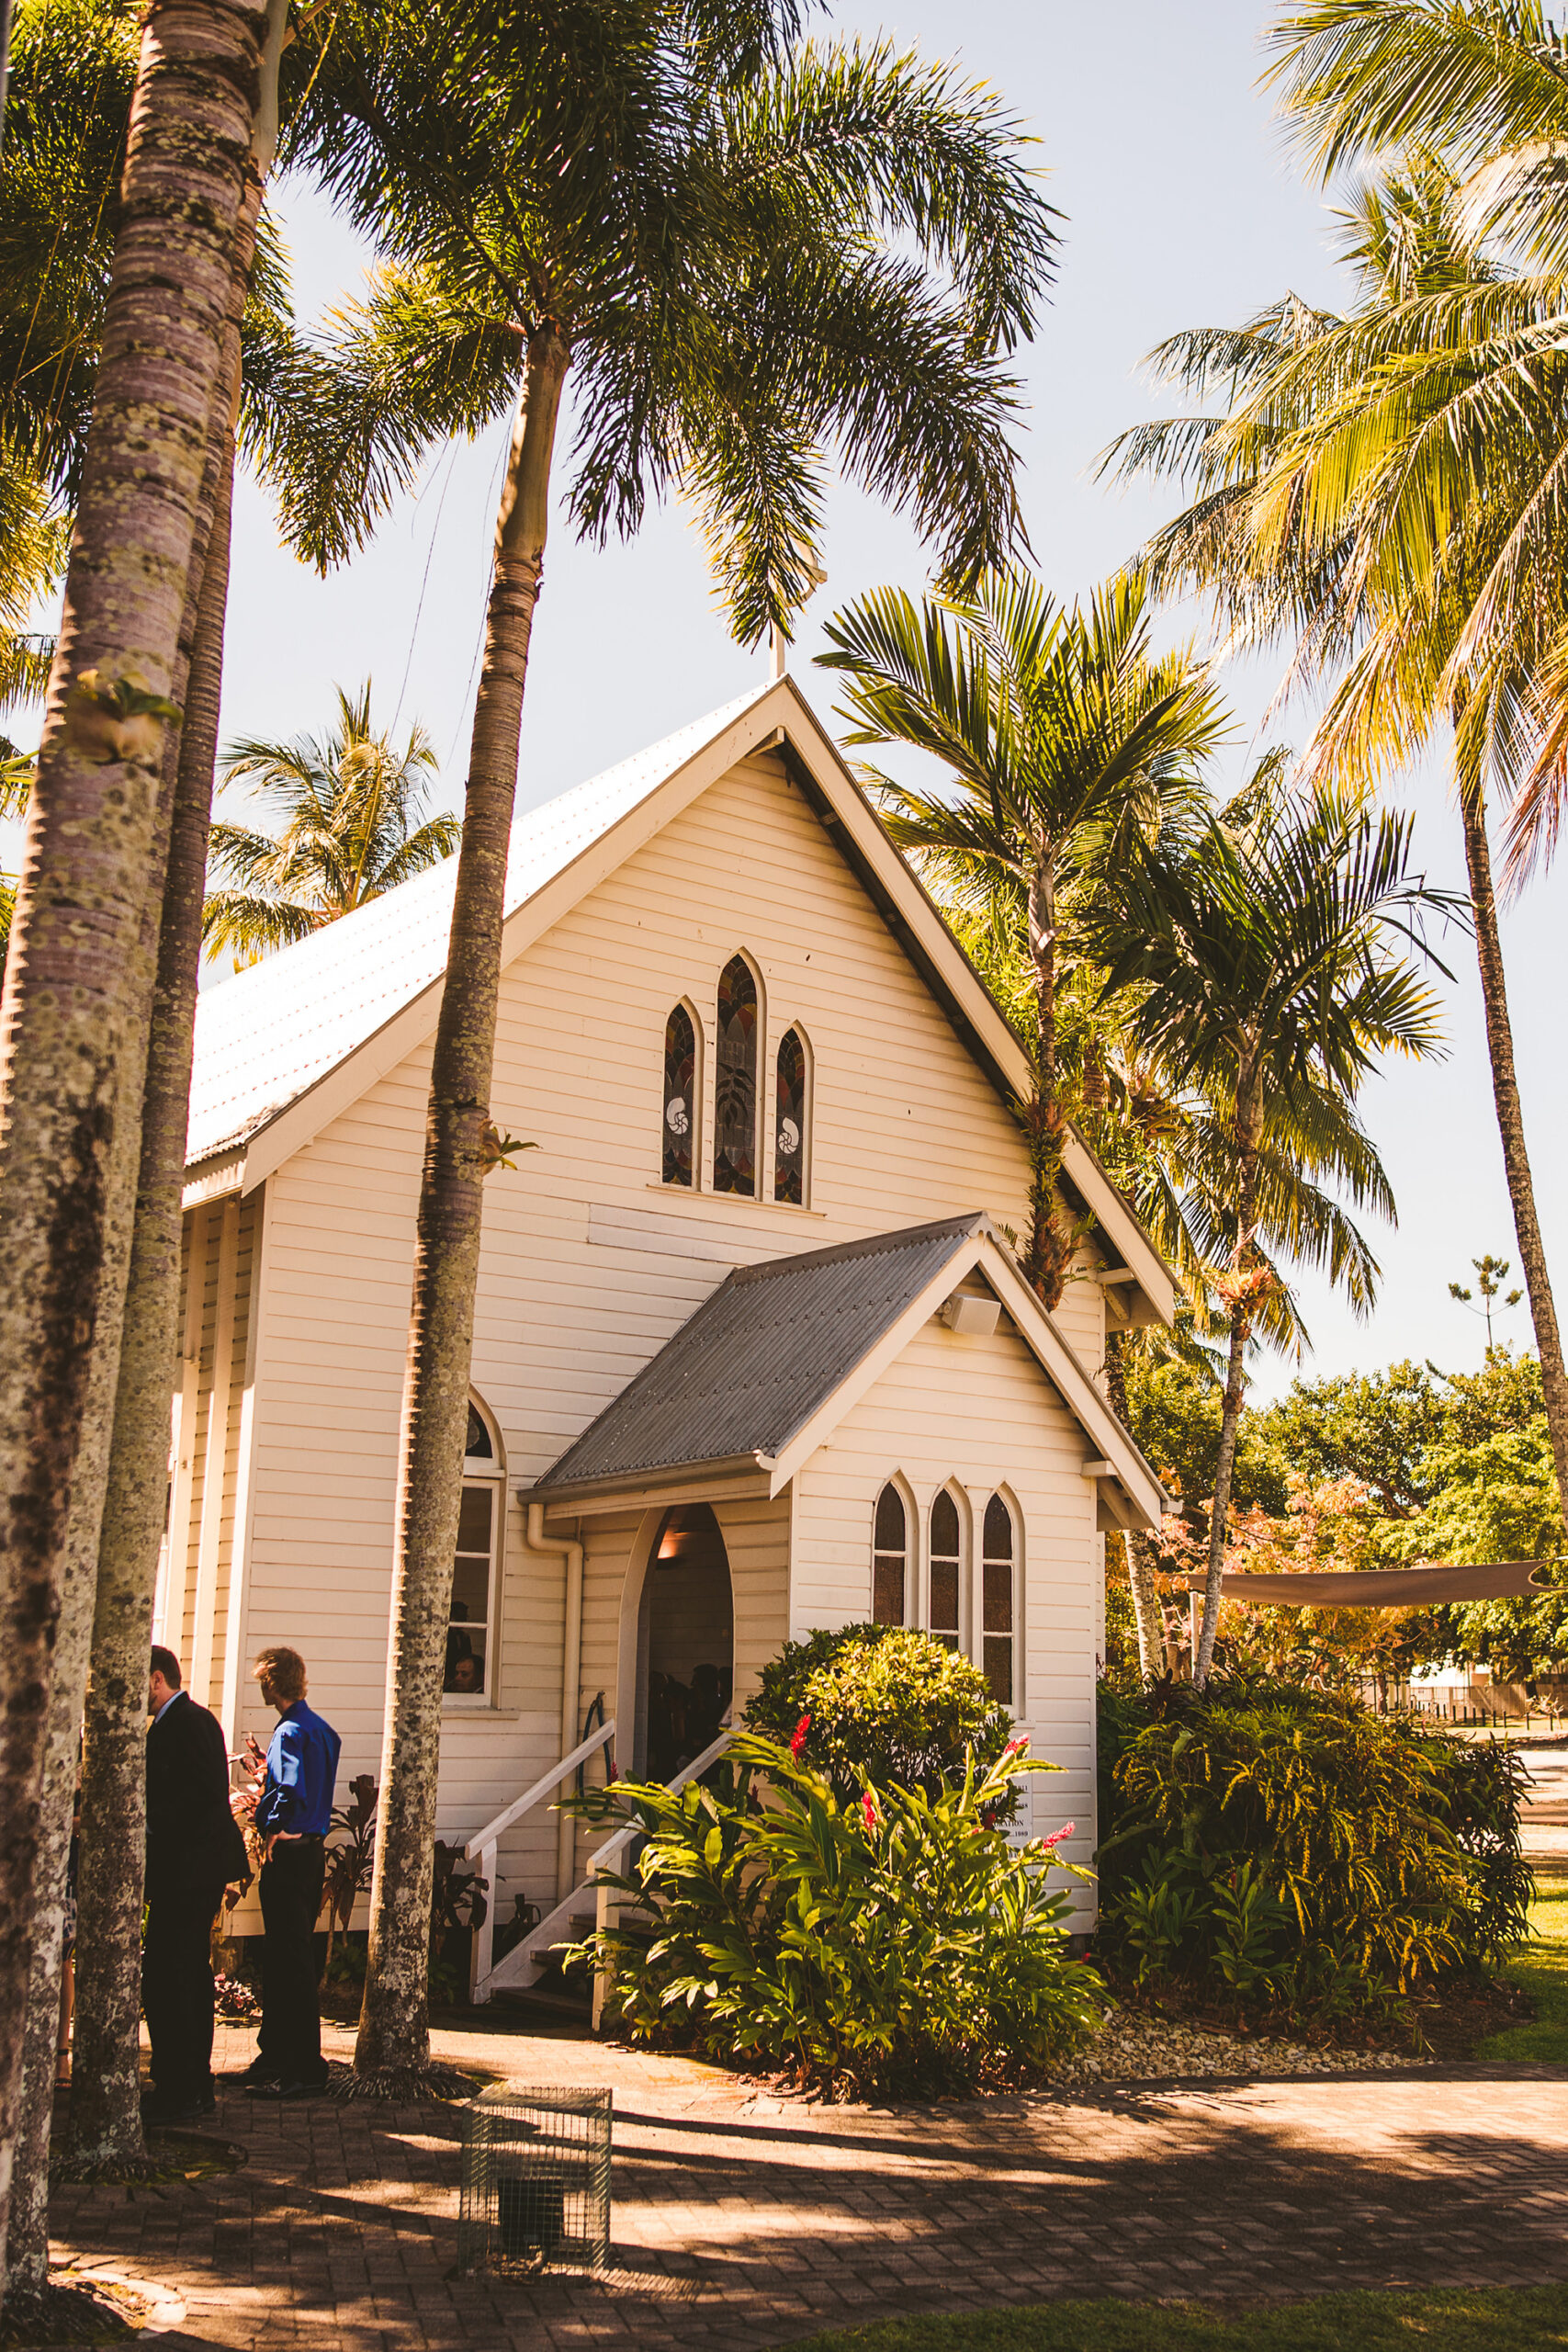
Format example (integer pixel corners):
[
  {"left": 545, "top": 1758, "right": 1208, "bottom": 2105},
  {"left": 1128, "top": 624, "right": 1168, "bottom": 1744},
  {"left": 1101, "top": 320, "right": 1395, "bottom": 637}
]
[
  {"left": 197, "top": 743, "right": 1108, "bottom": 1928},
  {"left": 791, "top": 1310, "right": 1100, "bottom": 1921}
]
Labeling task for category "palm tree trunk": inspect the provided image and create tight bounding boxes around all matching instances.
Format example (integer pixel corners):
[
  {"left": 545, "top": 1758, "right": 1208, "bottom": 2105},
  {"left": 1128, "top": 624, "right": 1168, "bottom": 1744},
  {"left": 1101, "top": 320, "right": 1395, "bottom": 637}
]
[
  {"left": 1458, "top": 781, "right": 1568, "bottom": 1525},
  {"left": 69, "top": 219, "right": 252, "bottom": 2172},
  {"left": 1024, "top": 853, "right": 1069, "bottom": 1308},
  {"left": 1, "top": 1444, "right": 101, "bottom": 2308},
  {"left": 1196, "top": 1092, "right": 1261, "bottom": 1689},
  {"left": 0, "top": 0, "right": 262, "bottom": 2276},
  {"left": 354, "top": 324, "right": 570, "bottom": 2091},
  {"left": 1101, "top": 1332, "right": 1161, "bottom": 1676}
]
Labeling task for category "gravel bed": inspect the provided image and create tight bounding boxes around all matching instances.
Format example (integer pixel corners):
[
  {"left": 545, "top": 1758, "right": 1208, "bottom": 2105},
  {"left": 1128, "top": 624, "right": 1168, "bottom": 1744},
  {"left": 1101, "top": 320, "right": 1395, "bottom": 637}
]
[{"left": 1049, "top": 2006, "right": 1409, "bottom": 2085}]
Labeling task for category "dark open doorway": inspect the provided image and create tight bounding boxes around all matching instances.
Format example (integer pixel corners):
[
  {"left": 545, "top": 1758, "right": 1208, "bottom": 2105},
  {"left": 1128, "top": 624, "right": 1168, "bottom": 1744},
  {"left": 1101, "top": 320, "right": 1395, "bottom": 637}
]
[{"left": 637, "top": 1504, "right": 735, "bottom": 1782}]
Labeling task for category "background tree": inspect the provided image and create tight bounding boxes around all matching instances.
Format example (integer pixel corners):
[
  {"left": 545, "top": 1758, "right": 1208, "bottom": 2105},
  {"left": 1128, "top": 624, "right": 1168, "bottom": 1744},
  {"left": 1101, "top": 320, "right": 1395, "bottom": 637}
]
[
  {"left": 269, "top": 0, "right": 1058, "bottom": 2091},
  {"left": 1093, "top": 774, "right": 1456, "bottom": 1681},
  {"left": 1108, "top": 36, "right": 1568, "bottom": 1545},
  {"left": 818, "top": 568, "right": 1226, "bottom": 1307},
  {"left": 1450, "top": 1251, "right": 1524, "bottom": 1351},
  {"left": 202, "top": 684, "right": 458, "bottom": 966}
]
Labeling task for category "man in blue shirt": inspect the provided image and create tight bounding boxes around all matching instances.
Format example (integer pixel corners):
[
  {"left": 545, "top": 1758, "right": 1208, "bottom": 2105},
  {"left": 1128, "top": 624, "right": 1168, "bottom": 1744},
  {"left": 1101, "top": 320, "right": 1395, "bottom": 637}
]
[{"left": 240, "top": 1645, "right": 342, "bottom": 2097}]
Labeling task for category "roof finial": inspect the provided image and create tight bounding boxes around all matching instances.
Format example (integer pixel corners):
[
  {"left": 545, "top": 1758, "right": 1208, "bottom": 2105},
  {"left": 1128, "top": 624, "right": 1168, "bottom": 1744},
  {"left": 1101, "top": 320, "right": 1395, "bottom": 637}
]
[{"left": 769, "top": 624, "right": 787, "bottom": 683}]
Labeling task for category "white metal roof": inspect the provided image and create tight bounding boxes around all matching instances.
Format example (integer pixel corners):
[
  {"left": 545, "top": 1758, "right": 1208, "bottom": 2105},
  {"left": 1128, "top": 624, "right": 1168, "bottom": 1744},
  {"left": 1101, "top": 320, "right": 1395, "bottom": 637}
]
[{"left": 186, "top": 684, "right": 775, "bottom": 1167}]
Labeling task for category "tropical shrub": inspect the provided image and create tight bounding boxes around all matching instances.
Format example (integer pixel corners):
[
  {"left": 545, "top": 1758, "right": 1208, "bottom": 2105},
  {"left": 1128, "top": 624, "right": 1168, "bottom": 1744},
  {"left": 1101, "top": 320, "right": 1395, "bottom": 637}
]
[
  {"left": 575, "top": 1734, "right": 1101, "bottom": 2095},
  {"left": 1097, "top": 1678, "right": 1530, "bottom": 2025},
  {"left": 744, "top": 1623, "right": 1013, "bottom": 1804}
]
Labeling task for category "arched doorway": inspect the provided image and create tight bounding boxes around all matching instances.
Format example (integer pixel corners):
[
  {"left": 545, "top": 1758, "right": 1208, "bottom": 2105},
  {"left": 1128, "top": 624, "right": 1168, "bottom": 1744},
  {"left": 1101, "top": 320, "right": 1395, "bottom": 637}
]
[{"left": 637, "top": 1504, "right": 735, "bottom": 1782}]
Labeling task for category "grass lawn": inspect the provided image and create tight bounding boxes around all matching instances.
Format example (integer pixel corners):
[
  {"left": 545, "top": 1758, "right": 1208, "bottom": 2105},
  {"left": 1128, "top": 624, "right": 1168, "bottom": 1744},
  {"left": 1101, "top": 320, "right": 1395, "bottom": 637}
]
[
  {"left": 1477, "top": 1874, "right": 1568, "bottom": 2063},
  {"left": 777, "top": 2286, "right": 1568, "bottom": 2351}
]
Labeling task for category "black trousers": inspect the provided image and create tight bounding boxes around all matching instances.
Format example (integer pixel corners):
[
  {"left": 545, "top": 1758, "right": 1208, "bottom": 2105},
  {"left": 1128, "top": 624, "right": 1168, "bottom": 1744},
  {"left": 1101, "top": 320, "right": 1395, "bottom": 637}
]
[
  {"left": 143, "top": 1880, "right": 225, "bottom": 2101},
  {"left": 258, "top": 1838, "right": 327, "bottom": 2085}
]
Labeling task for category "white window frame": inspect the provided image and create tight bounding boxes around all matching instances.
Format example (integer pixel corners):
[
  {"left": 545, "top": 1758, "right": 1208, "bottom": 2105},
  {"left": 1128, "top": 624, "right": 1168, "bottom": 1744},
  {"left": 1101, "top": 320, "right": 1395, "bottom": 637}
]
[
  {"left": 925, "top": 1483, "right": 968, "bottom": 1656},
  {"left": 978, "top": 1487, "right": 1021, "bottom": 1711},
  {"left": 871, "top": 1474, "right": 914, "bottom": 1626},
  {"left": 769, "top": 1020, "right": 814, "bottom": 1209},
  {"left": 710, "top": 948, "right": 766, "bottom": 1200},
  {"left": 446, "top": 1396, "right": 504, "bottom": 1709}
]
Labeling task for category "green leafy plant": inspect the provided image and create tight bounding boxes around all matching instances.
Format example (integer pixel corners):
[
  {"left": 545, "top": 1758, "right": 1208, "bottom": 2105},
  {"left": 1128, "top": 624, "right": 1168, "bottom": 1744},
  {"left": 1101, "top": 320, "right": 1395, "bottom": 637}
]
[
  {"left": 1096, "top": 1678, "right": 1529, "bottom": 2027},
  {"left": 744, "top": 1624, "right": 1015, "bottom": 1807},
  {"left": 571, "top": 1733, "right": 1101, "bottom": 2097},
  {"left": 318, "top": 1772, "right": 378, "bottom": 1970}
]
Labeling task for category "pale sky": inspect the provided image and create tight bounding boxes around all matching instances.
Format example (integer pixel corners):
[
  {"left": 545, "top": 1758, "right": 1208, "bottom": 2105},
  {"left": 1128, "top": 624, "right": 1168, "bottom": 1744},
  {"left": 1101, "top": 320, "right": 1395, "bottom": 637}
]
[{"left": 26, "top": 1, "right": 1568, "bottom": 1396}]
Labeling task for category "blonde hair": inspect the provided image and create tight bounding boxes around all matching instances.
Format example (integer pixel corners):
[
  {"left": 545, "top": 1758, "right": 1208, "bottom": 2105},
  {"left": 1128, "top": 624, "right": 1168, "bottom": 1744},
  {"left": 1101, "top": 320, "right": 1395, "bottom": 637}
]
[{"left": 252, "top": 1645, "right": 307, "bottom": 1704}]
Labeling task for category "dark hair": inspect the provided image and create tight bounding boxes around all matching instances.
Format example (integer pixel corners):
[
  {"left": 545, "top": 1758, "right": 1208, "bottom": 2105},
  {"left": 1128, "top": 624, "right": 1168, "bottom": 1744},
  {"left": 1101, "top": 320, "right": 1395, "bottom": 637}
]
[
  {"left": 150, "top": 1645, "right": 182, "bottom": 1689},
  {"left": 253, "top": 1645, "right": 307, "bottom": 1704}
]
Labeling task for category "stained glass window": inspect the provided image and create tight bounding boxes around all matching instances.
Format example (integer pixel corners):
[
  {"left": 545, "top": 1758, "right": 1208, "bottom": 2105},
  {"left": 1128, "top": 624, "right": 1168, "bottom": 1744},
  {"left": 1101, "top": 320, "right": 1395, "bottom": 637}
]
[
  {"left": 982, "top": 1493, "right": 1014, "bottom": 1704},
  {"left": 929, "top": 1490, "right": 962, "bottom": 1652},
  {"left": 662, "top": 1003, "right": 695, "bottom": 1187},
  {"left": 873, "top": 1483, "right": 907, "bottom": 1624},
  {"left": 774, "top": 1027, "right": 807, "bottom": 1205},
  {"left": 713, "top": 956, "right": 758, "bottom": 1195}
]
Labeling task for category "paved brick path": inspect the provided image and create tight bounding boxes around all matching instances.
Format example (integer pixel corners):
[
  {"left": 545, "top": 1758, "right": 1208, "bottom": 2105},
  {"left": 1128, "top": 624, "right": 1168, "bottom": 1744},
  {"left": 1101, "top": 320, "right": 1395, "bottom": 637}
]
[{"left": 44, "top": 2017, "right": 1568, "bottom": 2351}]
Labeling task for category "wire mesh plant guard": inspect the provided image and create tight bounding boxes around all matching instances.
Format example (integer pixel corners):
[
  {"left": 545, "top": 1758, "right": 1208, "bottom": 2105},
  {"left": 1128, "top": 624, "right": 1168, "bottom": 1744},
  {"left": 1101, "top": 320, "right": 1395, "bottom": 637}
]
[{"left": 457, "top": 2086, "right": 613, "bottom": 2274}]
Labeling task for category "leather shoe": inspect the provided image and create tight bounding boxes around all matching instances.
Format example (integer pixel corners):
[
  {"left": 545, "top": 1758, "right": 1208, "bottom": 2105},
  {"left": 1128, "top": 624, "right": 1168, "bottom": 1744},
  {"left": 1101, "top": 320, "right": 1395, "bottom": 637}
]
[
  {"left": 235, "top": 2057, "right": 276, "bottom": 2086},
  {"left": 273, "top": 2076, "right": 330, "bottom": 2099},
  {"left": 243, "top": 2075, "right": 282, "bottom": 2097}
]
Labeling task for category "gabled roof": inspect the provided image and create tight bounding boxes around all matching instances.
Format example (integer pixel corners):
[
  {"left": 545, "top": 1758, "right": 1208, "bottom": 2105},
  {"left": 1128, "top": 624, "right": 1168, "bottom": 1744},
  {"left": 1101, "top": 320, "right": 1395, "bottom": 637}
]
[
  {"left": 185, "top": 675, "right": 1172, "bottom": 1325},
  {"left": 186, "top": 683, "right": 775, "bottom": 1173},
  {"left": 529, "top": 1212, "right": 1169, "bottom": 1528}
]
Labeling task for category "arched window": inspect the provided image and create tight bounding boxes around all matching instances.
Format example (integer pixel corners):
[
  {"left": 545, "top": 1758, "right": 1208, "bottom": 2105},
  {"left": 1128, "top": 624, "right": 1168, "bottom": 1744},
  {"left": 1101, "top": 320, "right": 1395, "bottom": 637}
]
[
  {"left": 774, "top": 1026, "right": 808, "bottom": 1205},
  {"left": 982, "top": 1493, "right": 1015, "bottom": 1704},
  {"left": 662, "top": 1003, "right": 696, "bottom": 1187},
  {"left": 872, "top": 1483, "right": 908, "bottom": 1625},
  {"left": 447, "top": 1397, "right": 503, "bottom": 1704},
  {"left": 928, "top": 1489, "right": 963, "bottom": 1653},
  {"left": 713, "top": 955, "right": 759, "bottom": 1195}
]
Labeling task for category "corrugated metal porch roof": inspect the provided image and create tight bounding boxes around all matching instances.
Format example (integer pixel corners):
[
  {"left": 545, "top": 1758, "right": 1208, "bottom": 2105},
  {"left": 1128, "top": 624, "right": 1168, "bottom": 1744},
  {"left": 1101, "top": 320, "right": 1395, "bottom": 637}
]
[{"left": 532, "top": 1214, "right": 986, "bottom": 1494}]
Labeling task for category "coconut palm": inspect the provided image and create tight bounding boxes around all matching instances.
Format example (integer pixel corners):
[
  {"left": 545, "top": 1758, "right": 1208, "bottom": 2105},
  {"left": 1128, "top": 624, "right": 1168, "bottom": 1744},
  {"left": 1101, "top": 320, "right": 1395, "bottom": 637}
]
[
  {"left": 203, "top": 685, "right": 459, "bottom": 967},
  {"left": 818, "top": 569, "right": 1228, "bottom": 1307},
  {"left": 1090, "top": 772, "right": 1459, "bottom": 1682},
  {"left": 267, "top": 0, "right": 1057, "bottom": 2094},
  {"left": 901, "top": 745, "right": 1397, "bottom": 1677},
  {"left": 1103, "top": 135, "right": 1568, "bottom": 1545},
  {"left": 0, "top": 0, "right": 276, "bottom": 2290}
]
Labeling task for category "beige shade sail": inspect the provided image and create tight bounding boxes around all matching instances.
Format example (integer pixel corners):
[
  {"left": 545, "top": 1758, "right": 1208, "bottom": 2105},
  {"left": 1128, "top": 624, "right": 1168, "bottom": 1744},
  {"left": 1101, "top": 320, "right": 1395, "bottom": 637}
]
[{"left": 1180, "top": 1562, "right": 1551, "bottom": 1608}]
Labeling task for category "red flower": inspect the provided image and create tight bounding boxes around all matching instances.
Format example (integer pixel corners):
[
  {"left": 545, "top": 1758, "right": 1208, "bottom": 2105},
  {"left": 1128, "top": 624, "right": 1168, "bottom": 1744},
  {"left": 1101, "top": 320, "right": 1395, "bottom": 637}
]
[
  {"left": 980, "top": 1806, "right": 998, "bottom": 1830},
  {"left": 862, "top": 1790, "right": 878, "bottom": 1832},
  {"left": 1004, "top": 1734, "right": 1030, "bottom": 1758},
  {"left": 791, "top": 1713, "right": 811, "bottom": 1761},
  {"left": 1037, "top": 1820, "right": 1076, "bottom": 1851}
]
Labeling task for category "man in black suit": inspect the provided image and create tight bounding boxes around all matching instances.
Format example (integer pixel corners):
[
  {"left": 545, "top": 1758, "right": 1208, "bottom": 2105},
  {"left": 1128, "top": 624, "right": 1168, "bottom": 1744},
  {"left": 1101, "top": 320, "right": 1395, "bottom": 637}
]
[{"left": 143, "top": 1646, "right": 250, "bottom": 2124}]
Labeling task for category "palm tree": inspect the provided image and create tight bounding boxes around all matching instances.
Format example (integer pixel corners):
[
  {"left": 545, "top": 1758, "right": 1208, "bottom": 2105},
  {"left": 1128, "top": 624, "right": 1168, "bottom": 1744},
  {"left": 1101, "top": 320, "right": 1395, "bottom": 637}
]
[
  {"left": 203, "top": 684, "right": 459, "bottom": 967},
  {"left": 1091, "top": 773, "right": 1459, "bottom": 1682},
  {"left": 270, "top": 2, "right": 1057, "bottom": 2095},
  {"left": 818, "top": 569, "right": 1228, "bottom": 1307},
  {"left": 1103, "top": 133, "right": 1568, "bottom": 1544},
  {"left": 0, "top": 0, "right": 274, "bottom": 2289},
  {"left": 0, "top": 0, "right": 304, "bottom": 2222},
  {"left": 889, "top": 740, "right": 1398, "bottom": 1677}
]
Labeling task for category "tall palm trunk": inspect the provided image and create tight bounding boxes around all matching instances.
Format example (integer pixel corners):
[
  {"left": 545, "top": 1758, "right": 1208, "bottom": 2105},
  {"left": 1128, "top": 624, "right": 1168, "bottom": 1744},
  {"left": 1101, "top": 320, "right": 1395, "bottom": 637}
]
[
  {"left": 1102, "top": 1332, "right": 1163, "bottom": 1675},
  {"left": 69, "top": 201, "right": 255, "bottom": 2176},
  {"left": 0, "top": 0, "right": 263, "bottom": 2279},
  {"left": 1196, "top": 1080, "right": 1262, "bottom": 1688},
  {"left": 1024, "top": 850, "right": 1070, "bottom": 1308},
  {"left": 1457, "top": 777, "right": 1568, "bottom": 1524},
  {"left": 354, "top": 324, "right": 569, "bottom": 2090}
]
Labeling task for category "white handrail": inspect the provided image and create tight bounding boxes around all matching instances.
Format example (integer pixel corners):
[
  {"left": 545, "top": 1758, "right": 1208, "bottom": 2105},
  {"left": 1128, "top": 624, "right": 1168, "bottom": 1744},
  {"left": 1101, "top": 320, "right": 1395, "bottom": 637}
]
[{"left": 464, "top": 1718, "right": 616, "bottom": 1860}]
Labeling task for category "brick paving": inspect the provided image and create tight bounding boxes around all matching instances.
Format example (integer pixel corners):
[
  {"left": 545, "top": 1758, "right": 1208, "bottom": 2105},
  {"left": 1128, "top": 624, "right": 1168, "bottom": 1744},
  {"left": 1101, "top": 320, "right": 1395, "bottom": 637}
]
[{"left": 42, "top": 2014, "right": 1568, "bottom": 2350}]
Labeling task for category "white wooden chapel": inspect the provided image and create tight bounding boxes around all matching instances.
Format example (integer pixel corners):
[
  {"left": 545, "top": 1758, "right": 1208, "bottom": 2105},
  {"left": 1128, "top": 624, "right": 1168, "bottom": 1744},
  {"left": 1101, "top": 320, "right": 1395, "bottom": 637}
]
[{"left": 160, "top": 675, "right": 1173, "bottom": 1979}]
